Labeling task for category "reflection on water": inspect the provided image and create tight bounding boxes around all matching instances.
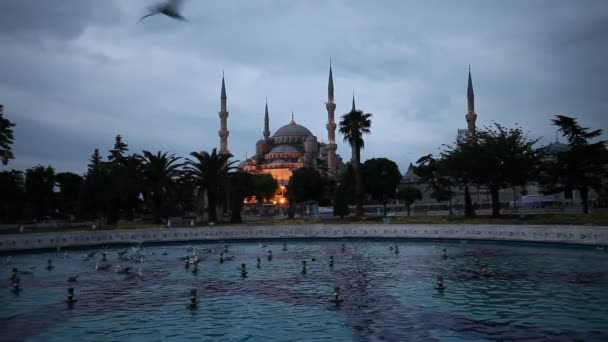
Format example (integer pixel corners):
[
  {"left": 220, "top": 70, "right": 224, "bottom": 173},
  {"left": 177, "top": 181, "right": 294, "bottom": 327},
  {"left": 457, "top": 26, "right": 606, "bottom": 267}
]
[{"left": 1, "top": 239, "right": 608, "bottom": 341}]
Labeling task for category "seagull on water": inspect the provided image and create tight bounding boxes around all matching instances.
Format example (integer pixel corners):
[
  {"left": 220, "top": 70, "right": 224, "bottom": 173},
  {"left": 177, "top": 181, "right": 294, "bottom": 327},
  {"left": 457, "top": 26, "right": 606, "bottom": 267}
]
[
  {"left": 139, "top": 0, "right": 188, "bottom": 22},
  {"left": 96, "top": 262, "right": 112, "bottom": 271}
]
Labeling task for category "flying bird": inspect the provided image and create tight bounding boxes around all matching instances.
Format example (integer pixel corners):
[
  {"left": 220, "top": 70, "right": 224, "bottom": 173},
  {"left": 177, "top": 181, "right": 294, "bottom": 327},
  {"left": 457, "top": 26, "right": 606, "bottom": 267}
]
[{"left": 139, "top": 0, "right": 187, "bottom": 22}]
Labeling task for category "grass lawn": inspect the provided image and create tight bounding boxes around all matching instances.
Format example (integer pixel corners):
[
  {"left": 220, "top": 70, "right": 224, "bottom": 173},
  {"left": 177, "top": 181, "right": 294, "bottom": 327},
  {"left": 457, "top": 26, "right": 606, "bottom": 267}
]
[
  {"left": 2, "top": 212, "right": 607, "bottom": 235},
  {"left": 245, "top": 212, "right": 608, "bottom": 226}
]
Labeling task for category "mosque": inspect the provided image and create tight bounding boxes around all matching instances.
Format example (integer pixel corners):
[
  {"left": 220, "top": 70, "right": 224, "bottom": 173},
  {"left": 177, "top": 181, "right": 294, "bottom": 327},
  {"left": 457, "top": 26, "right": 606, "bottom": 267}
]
[{"left": 216, "top": 64, "right": 346, "bottom": 202}]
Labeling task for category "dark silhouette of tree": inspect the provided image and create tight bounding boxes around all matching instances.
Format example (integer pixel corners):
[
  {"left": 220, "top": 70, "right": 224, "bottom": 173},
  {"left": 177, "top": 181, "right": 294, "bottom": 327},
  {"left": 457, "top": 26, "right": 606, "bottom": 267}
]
[
  {"left": 108, "top": 134, "right": 129, "bottom": 163},
  {"left": 540, "top": 115, "right": 608, "bottom": 214},
  {"left": 442, "top": 124, "right": 540, "bottom": 217},
  {"left": 163, "top": 173, "right": 197, "bottom": 218},
  {"left": 362, "top": 158, "right": 401, "bottom": 217},
  {"left": 139, "top": 151, "right": 183, "bottom": 224},
  {"left": 287, "top": 168, "right": 335, "bottom": 217},
  {"left": 106, "top": 136, "right": 143, "bottom": 221},
  {"left": 339, "top": 108, "right": 372, "bottom": 216},
  {"left": 0, "top": 170, "right": 25, "bottom": 222},
  {"left": 333, "top": 182, "right": 350, "bottom": 219},
  {"left": 287, "top": 167, "right": 324, "bottom": 204},
  {"left": 121, "top": 155, "right": 144, "bottom": 220},
  {"left": 0, "top": 104, "right": 15, "bottom": 165},
  {"left": 397, "top": 185, "right": 422, "bottom": 217},
  {"left": 252, "top": 173, "right": 278, "bottom": 203},
  {"left": 88, "top": 148, "right": 103, "bottom": 171},
  {"left": 229, "top": 171, "right": 254, "bottom": 223},
  {"left": 55, "top": 172, "right": 84, "bottom": 219},
  {"left": 184, "top": 148, "right": 237, "bottom": 223},
  {"left": 83, "top": 148, "right": 114, "bottom": 224},
  {"left": 415, "top": 154, "right": 456, "bottom": 215},
  {"left": 25, "top": 165, "right": 55, "bottom": 220},
  {"left": 337, "top": 163, "right": 356, "bottom": 204}
]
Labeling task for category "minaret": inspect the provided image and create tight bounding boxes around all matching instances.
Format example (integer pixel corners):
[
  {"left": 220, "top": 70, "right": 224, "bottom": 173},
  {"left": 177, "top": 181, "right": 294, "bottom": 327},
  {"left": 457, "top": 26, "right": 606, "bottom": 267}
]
[
  {"left": 325, "top": 61, "right": 337, "bottom": 177},
  {"left": 219, "top": 72, "right": 230, "bottom": 155},
  {"left": 465, "top": 65, "right": 478, "bottom": 143},
  {"left": 263, "top": 98, "right": 270, "bottom": 140}
]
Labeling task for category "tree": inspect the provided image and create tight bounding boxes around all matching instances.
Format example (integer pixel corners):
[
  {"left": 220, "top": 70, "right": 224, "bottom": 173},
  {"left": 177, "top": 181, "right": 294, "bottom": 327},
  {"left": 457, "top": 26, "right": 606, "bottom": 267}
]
[
  {"left": 318, "top": 176, "right": 337, "bottom": 206},
  {"left": 0, "top": 170, "right": 25, "bottom": 222},
  {"left": 107, "top": 136, "right": 142, "bottom": 221},
  {"left": 55, "top": 172, "right": 84, "bottom": 219},
  {"left": 397, "top": 185, "right": 422, "bottom": 217},
  {"left": 83, "top": 149, "right": 114, "bottom": 223},
  {"left": 120, "top": 155, "right": 144, "bottom": 220},
  {"left": 184, "top": 148, "right": 237, "bottom": 223},
  {"left": 25, "top": 165, "right": 56, "bottom": 220},
  {"left": 415, "top": 154, "right": 456, "bottom": 215},
  {"left": 541, "top": 115, "right": 608, "bottom": 214},
  {"left": 229, "top": 171, "right": 254, "bottom": 223},
  {"left": 0, "top": 104, "right": 15, "bottom": 165},
  {"left": 442, "top": 123, "right": 541, "bottom": 217},
  {"left": 252, "top": 173, "right": 278, "bottom": 203},
  {"left": 287, "top": 167, "right": 324, "bottom": 204},
  {"left": 108, "top": 134, "right": 129, "bottom": 163},
  {"left": 339, "top": 108, "right": 372, "bottom": 216},
  {"left": 88, "top": 148, "right": 103, "bottom": 172},
  {"left": 333, "top": 183, "right": 350, "bottom": 219},
  {"left": 164, "top": 173, "right": 197, "bottom": 218},
  {"left": 362, "top": 158, "right": 401, "bottom": 217},
  {"left": 337, "top": 163, "right": 356, "bottom": 204},
  {"left": 139, "top": 151, "right": 183, "bottom": 224}
]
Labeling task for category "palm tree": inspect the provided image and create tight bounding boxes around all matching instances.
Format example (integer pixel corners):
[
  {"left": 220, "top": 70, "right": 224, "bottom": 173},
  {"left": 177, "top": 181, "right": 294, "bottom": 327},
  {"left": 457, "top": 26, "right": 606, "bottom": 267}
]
[
  {"left": 184, "top": 148, "right": 238, "bottom": 223},
  {"left": 0, "top": 104, "right": 16, "bottom": 165},
  {"left": 139, "top": 151, "right": 183, "bottom": 224},
  {"left": 339, "top": 108, "right": 372, "bottom": 216}
]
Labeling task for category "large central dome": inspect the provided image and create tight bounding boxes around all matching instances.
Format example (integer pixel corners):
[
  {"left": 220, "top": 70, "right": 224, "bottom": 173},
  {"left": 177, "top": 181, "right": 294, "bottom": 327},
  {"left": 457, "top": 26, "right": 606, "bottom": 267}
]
[{"left": 272, "top": 121, "right": 313, "bottom": 137}]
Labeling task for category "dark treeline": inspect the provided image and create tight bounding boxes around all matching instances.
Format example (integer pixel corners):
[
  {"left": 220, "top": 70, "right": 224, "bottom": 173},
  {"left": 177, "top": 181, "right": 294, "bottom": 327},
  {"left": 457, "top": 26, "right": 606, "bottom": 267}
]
[
  {"left": 1, "top": 100, "right": 607, "bottom": 223},
  {"left": 0, "top": 134, "right": 278, "bottom": 225},
  {"left": 412, "top": 116, "right": 608, "bottom": 216},
  {"left": 285, "top": 112, "right": 608, "bottom": 218}
]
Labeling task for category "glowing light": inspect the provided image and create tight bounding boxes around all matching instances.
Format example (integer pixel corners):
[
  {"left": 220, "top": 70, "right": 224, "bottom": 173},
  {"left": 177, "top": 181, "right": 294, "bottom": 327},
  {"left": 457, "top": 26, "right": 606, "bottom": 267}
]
[{"left": 279, "top": 198, "right": 286, "bottom": 204}]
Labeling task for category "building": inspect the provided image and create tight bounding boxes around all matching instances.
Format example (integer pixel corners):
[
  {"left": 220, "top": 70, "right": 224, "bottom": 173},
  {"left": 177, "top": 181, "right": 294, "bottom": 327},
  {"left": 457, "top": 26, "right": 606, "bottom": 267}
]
[{"left": 218, "top": 64, "right": 344, "bottom": 201}]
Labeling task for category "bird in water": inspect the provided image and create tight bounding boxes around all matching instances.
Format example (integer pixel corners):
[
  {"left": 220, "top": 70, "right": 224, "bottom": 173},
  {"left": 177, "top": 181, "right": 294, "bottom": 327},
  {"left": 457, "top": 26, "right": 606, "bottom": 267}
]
[
  {"left": 115, "top": 265, "right": 132, "bottom": 275},
  {"left": 96, "top": 262, "right": 112, "bottom": 271},
  {"left": 139, "top": 0, "right": 188, "bottom": 22},
  {"left": 123, "top": 268, "right": 144, "bottom": 281}
]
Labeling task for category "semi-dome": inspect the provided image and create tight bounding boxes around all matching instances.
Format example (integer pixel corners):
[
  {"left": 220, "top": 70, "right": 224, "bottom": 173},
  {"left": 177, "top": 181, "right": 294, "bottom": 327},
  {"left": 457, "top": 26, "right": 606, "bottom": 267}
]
[
  {"left": 269, "top": 144, "right": 300, "bottom": 153},
  {"left": 272, "top": 121, "right": 313, "bottom": 137}
]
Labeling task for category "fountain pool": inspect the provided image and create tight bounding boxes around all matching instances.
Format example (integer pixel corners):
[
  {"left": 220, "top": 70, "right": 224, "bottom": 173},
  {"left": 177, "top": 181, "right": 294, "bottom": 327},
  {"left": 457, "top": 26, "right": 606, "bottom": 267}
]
[{"left": 2, "top": 239, "right": 608, "bottom": 341}]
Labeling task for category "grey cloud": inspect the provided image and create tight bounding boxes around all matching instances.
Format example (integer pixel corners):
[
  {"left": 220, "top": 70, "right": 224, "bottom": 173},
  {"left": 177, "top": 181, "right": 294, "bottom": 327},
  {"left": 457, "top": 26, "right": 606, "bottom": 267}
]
[
  {"left": 0, "top": 0, "right": 607, "bottom": 175},
  {"left": 0, "top": 0, "right": 118, "bottom": 42}
]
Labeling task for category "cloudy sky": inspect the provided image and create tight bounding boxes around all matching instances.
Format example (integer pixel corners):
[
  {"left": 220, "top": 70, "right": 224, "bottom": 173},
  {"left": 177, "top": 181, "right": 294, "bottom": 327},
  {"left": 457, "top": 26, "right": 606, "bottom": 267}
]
[{"left": 1, "top": 0, "right": 607, "bottom": 175}]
